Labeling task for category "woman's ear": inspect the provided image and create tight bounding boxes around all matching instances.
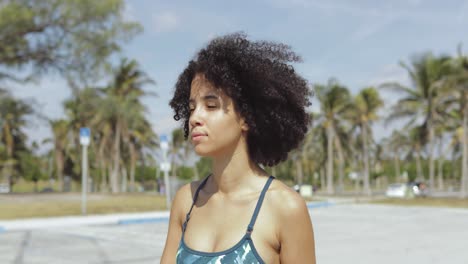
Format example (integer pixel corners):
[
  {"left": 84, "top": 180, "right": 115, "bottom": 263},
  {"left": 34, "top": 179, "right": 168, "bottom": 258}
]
[{"left": 241, "top": 119, "right": 249, "bottom": 132}]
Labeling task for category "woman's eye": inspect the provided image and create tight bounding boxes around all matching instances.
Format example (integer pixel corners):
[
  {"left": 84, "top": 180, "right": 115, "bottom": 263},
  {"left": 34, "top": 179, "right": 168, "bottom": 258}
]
[{"left": 207, "top": 105, "right": 217, "bottom": 108}]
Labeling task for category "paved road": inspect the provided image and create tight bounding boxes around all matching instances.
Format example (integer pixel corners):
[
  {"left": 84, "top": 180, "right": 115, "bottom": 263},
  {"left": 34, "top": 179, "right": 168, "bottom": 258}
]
[{"left": 1, "top": 203, "right": 467, "bottom": 264}]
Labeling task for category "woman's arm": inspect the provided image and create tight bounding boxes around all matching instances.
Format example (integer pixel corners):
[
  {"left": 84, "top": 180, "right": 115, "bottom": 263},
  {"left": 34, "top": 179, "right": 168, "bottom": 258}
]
[
  {"left": 160, "top": 184, "right": 191, "bottom": 263},
  {"left": 278, "top": 191, "right": 316, "bottom": 264}
]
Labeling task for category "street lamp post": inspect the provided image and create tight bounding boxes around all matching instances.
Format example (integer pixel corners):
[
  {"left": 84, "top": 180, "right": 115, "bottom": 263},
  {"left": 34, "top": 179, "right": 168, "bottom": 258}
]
[
  {"left": 80, "top": 127, "right": 90, "bottom": 215},
  {"left": 160, "top": 135, "right": 171, "bottom": 209}
]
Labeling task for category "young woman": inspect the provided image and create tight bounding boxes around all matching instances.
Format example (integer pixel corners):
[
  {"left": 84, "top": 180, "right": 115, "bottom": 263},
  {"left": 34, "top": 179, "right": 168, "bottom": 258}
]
[{"left": 161, "top": 33, "right": 316, "bottom": 264}]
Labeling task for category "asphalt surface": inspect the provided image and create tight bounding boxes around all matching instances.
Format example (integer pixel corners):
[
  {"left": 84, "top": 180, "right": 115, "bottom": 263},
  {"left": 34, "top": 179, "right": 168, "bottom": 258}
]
[{"left": 1, "top": 203, "right": 468, "bottom": 264}]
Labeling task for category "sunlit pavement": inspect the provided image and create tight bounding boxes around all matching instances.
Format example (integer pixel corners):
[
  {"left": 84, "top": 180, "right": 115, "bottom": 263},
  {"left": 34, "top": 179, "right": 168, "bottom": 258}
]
[{"left": 1, "top": 202, "right": 468, "bottom": 264}]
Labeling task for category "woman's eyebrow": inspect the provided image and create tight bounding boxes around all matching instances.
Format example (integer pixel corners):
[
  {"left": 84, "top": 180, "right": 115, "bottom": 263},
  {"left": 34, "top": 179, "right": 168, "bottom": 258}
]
[
  {"left": 202, "top": 94, "right": 219, "bottom": 100},
  {"left": 189, "top": 94, "right": 220, "bottom": 103}
]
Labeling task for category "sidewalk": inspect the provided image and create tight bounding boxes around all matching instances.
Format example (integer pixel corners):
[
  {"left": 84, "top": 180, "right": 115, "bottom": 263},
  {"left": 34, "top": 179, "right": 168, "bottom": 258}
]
[{"left": 0, "top": 201, "right": 333, "bottom": 232}]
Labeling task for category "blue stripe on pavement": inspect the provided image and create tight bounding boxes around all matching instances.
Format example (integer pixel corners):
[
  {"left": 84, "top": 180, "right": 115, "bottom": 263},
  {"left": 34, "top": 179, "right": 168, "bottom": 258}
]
[
  {"left": 117, "top": 217, "right": 169, "bottom": 225},
  {"left": 307, "top": 201, "right": 334, "bottom": 209},
  {"left": 0, "top": 226, "right": 5, "bottom": 233}
]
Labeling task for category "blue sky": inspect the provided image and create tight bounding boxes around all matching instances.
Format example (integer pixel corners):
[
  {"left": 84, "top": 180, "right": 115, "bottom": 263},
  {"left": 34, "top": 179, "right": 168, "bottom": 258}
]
[{"left": 10, "top": 0, "right": 468, "bottom": 147}]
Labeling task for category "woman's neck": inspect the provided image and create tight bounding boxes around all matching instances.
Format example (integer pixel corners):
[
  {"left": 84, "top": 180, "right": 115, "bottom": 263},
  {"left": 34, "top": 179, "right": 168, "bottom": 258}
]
[{"left": 209, "top": 141, "right": 267, "bottom": 196}]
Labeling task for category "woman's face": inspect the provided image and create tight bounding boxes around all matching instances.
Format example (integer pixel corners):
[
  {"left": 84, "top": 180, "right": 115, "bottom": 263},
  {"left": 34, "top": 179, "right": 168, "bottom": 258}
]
[{"left": 188, "top": 73, "right": 248, "bottom": 157}]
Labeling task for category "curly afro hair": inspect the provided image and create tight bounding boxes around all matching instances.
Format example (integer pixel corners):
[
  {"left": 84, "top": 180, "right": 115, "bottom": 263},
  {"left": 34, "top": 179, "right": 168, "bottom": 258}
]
[{"left": 169, "top": 32, "right": 312, "bottom": 166}]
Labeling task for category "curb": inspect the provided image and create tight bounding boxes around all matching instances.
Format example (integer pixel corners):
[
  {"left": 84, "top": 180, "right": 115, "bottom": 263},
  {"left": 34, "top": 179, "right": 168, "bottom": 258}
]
[
  {"left": 307, "top": 201, "right": 335, "bottom": 209},
  {"left": 0, "top": 211, "right": 170, "bottom": 233},
  {"left": 117, "top": 217, "right": 169, "bottom": 225}
]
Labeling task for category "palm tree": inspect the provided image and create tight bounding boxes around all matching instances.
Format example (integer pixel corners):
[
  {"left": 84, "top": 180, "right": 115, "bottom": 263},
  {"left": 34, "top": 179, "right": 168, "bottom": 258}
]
[
  {"left": 333, "top": 123, "right": 351, "bottom": 193},
  {"left": 444, "top": 127, "right": 464, "bottom": 187},
  {"left": 126, "top": 116, "right": 157, "bottom": 192},
  {"left": 347, "top": 87, "right": 384, "bottom": 195},
  {"left": 382, "top": 131, "right": 408, "bottom": 182},
  {"left": 304, "top": 120, "right": 327, "bottom": 189},
  {"left": 48, "top": 119, "right": 70, "bottom": 191},
  {"left": 288, "top": 112, "right": 314, "bottom": 188},
  {"left": 314, "top": 79, "right": 352, "bottom": 194},
  {"left": 94, "top": 120, "right": 113, "bottom": 192},
  {"left": 442, "top": 47, "right": 468, "bottom": 197},
  {"left": 101, "top": 58, "right": 155, "bottom": 193},
  {"left": 63, "top": 87, "right": 101, "bottom": 180},
  {"left": 381, "top": 53, "right": 451, "bottom": 190},
  {"left": 406, "top": 126, "right": 427, "bottom": 182},
  {"left": 170, "top": 127, "right": 194, "bottom": 180},
  {"left": 0, "top": 90, "right": 33, "bottom": 190}
]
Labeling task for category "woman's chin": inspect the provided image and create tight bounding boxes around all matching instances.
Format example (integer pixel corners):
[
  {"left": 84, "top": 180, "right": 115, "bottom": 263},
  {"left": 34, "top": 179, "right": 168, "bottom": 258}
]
[{"left": 193, "top": 147, "right": 213, "bottom": 157}]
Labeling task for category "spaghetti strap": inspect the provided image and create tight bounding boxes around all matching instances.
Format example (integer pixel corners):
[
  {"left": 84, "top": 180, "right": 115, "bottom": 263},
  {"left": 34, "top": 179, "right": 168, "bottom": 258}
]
[
  {"left": 181, "top": 175, "right": 275, "bottom": 235},
  {"left": 182, "top": 174, "right": 211, "bottom": 232},
  {"left": 246, "top": 176, "right": 275, "bottom": 235}
]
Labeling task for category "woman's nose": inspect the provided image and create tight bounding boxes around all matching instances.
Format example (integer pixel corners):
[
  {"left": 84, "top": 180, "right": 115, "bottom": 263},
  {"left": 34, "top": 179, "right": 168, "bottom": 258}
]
[{"left": 189, "top": 107, "right": 204, "bottom": 128}]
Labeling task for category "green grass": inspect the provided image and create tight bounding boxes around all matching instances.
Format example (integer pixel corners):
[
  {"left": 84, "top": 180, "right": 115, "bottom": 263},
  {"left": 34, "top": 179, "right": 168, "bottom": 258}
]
[
  {"left": 0, "top": 193, "right": 168, "bottom": 220},
  {"left": 369, "top": 197, "right": 468, "bottom": 208},
  {"left": 11, "top": 179, "right": 82, "bottom": 193}
]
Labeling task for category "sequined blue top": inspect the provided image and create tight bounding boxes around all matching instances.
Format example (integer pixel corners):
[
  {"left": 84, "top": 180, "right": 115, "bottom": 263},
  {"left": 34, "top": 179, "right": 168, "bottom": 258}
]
[{"left": 176, "top": 175, "right": 275, "bottom": 264}]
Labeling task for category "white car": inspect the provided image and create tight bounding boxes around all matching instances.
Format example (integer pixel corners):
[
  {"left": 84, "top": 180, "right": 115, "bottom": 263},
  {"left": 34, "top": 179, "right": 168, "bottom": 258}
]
[{"left": 385, "top": 183, "right": 408, "bottom": 198}]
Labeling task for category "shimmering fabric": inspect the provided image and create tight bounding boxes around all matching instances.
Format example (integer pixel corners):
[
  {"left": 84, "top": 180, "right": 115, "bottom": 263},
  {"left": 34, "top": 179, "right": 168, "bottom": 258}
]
[
  {"left": 176, "top": 235, "right": 262, "bottom": 264},
  {"left": 175, "top": 175, "right": 274, "bottom": 264}
]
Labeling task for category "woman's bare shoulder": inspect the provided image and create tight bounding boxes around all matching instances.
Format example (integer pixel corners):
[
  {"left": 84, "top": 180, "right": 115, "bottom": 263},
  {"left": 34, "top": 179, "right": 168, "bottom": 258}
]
[
  {"left": 172, "top": 179, "right": 207, "bottom": 215},
  {"left": 267, "top": 179, "right": 309, "bottom": 217}
]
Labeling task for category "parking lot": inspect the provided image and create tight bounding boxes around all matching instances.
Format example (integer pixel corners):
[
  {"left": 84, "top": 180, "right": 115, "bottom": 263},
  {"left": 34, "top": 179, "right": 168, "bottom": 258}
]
[{"left": 1, "top": 203, "right": 468, "bottom": 264}]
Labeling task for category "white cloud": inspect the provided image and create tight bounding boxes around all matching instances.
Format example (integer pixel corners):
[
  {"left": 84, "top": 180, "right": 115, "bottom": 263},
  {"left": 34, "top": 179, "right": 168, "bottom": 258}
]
[{"left": 152, "top": 12, "right": 181, "bottom": 33}]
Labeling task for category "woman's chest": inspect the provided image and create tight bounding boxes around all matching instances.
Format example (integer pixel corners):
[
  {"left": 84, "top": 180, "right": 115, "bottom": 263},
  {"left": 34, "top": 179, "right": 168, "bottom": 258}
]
[{"left": 183, "top": 202, "right": 280, "bottom": 263}]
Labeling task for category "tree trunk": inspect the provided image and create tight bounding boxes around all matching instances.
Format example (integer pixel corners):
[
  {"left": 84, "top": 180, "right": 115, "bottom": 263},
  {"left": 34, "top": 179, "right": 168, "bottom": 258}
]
[
  {"left": 393, "top": 154, "right": 401, "bottom": 182},
  {"left": 5, "top": 160, "right": 14, "bottom": 192},
  {"left": 3, "top": 124, "right": 14, "bottom": 191},
  {"left": 326, "top": 124, "right": 334, "bottom": 194},
  {"left": 437, "top": 137, "right": 444, "bottom": 191},
  {"left": 34, "top": 180, "right": 38, "bottom": 193},
  {"left": 110, "top": 121, "right": 121, "bottom": 193},
  {"left": 334, "top": 137, "right": 345, "bottom": 194},
  {"left": 320, "top": 167, "right": 326, "bottom": 191},
  {"left": 295, "top": 158, "right": 303, "bottom": 186},
  {"left": 362, "top": 124, "right": 371, "bottom": 196},
  {"left": 171, "top": 161, "right": 178, "bottom": 179},
  {"left": 428, "top": 122, "right": 435, "bottom": 190},
  {"left": 129, "top": 142, "right": 136, "bottom": 192},
  {"left": 121, "top": 165, "right": 128, "bottom": 193},
  {"left": 155, "top": 163, "right": 160, "bottom": 193},
  {"left": 100, "top": 159, "right": 108, "bottom": 192},
  {"left": 451, "top": 151, "right": 457, "bottom": 185},
  {"left": 55, "top": 149, "right": 64, "bottom": 192},
  {"left": 437, "top": 156, "right": 444, "bottom": 191},
  {"left": 461, "top": 102, "right": 468, "bottom": 198},
  {"left": 98, "top": 140, "right": 108, "bottom": 192},
  {"left": 354, "top": 156, "right": 361, "bottom": 194},
  {"left": 415, "top": 145, "right": 424, "bottom": 182}
]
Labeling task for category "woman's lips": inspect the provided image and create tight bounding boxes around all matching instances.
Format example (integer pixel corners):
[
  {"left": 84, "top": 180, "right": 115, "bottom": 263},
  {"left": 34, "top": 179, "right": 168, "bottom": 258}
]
[{"left": 191, "top": 133, "right": 206, "bottom": 141}]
